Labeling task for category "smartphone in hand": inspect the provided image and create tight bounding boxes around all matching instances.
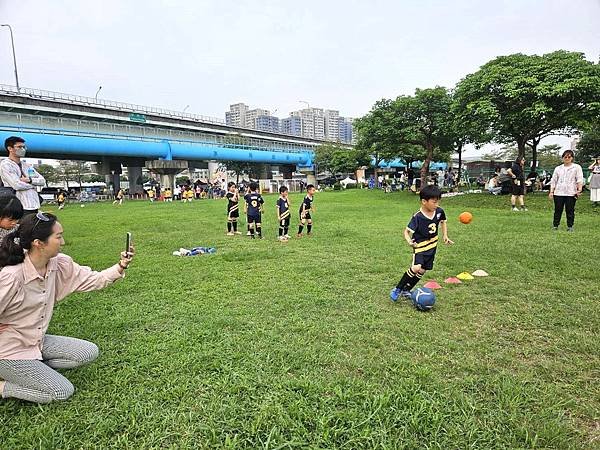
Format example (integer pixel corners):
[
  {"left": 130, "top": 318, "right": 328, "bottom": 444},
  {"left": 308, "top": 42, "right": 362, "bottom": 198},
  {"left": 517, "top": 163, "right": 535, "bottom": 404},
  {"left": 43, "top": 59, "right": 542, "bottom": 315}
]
[{"left": 125, "top": 232, "right": 132, "bottom": 255}]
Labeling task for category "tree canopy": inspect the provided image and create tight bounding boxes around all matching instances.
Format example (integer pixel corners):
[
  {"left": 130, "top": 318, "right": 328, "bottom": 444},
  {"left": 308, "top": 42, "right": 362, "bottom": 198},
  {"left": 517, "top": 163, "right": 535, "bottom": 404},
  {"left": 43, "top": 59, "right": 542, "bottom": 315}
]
[{"left": 454, "top": 51, "right": 600, "bottom": 164}]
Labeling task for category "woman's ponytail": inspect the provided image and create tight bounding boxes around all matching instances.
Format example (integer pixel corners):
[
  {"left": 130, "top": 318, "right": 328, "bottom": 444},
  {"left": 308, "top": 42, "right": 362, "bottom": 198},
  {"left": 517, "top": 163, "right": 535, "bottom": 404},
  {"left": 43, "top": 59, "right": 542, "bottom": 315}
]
[{"left": 0, "top": 228, "right": 25, "bottom": 267}]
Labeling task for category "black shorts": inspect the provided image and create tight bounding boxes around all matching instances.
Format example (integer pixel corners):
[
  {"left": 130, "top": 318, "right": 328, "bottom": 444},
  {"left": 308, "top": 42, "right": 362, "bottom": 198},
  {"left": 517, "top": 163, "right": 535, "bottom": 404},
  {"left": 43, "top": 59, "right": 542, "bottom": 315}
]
[
  {"left": 412, "top": 251, "right": 436, "bottom": 270},
  {"left": 511, "top": 179, "right": 525, "bottom": 196},
  {"left": 279, "top": 216, "right": 290, "bottom": 227},
  {"left": 300, "top": 211, "right": 312, "bottom": 221},
  {"left": 247, "top": 214, "right": 261, "bottom": 224},
  {"left": 228, "top": 208, "right": 239, "bottom": 219}
]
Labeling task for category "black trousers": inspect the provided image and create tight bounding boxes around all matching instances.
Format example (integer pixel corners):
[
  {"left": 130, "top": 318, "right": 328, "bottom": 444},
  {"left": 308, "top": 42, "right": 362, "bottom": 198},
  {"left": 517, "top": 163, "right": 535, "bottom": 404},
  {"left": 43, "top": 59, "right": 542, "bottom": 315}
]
[{"left": 553, "top": 195, "right": 576, "bottom": 227}]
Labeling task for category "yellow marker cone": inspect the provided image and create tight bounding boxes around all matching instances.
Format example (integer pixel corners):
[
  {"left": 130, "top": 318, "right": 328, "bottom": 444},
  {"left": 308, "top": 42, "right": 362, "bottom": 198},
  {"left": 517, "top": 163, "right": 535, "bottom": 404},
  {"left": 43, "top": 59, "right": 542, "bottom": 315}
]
[{"left": 457, "top": 272, "right": 474, "bottom": 280}]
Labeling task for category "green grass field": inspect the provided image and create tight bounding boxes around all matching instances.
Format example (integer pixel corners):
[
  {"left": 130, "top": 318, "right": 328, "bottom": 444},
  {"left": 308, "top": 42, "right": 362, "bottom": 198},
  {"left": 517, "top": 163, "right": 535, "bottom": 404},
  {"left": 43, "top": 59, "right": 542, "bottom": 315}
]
[{"left": 1, "top": 189, "right": 598, "bottom": 449}]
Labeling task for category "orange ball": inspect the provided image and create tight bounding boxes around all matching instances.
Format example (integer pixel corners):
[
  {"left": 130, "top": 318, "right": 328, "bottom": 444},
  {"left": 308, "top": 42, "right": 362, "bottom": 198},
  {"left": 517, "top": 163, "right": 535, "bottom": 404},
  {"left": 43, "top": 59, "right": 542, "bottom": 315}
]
[{"left": 459, "top": 211, "right": 473, "bottom": 224}]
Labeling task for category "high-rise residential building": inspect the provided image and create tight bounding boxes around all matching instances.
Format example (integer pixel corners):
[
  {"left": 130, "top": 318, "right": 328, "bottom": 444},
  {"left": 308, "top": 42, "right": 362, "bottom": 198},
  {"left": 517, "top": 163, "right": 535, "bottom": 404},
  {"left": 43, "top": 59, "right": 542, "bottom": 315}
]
[
  {"left": 281, "top": 116, "right": 302, "bottom": 136},
  {"left": 245, "top": 108, "right": 270, "bottom": 129},
  {"left": 256, "top": 115, "right": 280, "bottom": 133},
  {"left": 225, "top": 103, "right": 248, "bottom": 128},
  {"left": 339, "top": 117, "right": 354, "bottom": 144},
  {"left": 324, "top": 109, "right": 340, "bottom": 141}
]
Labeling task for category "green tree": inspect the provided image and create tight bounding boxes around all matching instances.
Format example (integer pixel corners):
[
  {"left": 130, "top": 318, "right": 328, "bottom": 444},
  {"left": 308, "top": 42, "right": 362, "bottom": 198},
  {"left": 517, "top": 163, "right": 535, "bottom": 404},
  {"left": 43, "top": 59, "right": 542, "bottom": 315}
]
[
  {"left": 389, "top": 87, "right": 454, "bottom": 180},
  {"left": 314, "top": 143, "right": 370, "bottom": 178},
  {"left": 454, "top": 51, "right": 600, "bottom": 167},
  {"left": 536, "top": 144, "right": 562, "bottom": 171},
  {"left": 577, "top": 122, "right": 600, "bottom": 161},
  {"left": 218, "top": 161, "right": 252, "bottom": 183},
  {"left": 354, "top": 100, "right": 399, "bottom": 181},
  {"left": 35, "top": 164, "right": 61, "bottom": 187},
  {"left": 56, "top": 160, "right": 91, "bottom": 190}
]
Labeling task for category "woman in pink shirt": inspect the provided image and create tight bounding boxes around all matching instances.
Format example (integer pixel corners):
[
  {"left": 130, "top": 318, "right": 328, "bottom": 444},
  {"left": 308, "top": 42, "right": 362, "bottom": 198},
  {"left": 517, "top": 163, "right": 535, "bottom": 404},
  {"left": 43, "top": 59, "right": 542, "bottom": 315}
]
[{"left": 0, "top": 212, "right": 134, "bottom": 403}]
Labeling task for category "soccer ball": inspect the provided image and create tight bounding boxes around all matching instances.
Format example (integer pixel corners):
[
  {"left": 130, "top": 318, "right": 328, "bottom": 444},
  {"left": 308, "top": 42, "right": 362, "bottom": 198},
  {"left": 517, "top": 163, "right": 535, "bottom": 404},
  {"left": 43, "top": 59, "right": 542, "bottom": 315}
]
[
  {"left": 459, "top": 211, "right": 472, "bottom": 224},
  {"left": 80, "top": 204, "right": 85, "bottom": 208},
  {"left": 411, "top": 287, "right": 436, "bottom": 311}
]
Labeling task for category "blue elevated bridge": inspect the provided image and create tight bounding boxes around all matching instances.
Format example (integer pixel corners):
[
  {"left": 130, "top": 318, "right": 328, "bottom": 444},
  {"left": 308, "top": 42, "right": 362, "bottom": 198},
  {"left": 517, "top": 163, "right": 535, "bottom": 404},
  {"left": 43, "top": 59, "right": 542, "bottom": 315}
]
[{"left": 0, "top": 85, "right": 329, "bottom": 191}]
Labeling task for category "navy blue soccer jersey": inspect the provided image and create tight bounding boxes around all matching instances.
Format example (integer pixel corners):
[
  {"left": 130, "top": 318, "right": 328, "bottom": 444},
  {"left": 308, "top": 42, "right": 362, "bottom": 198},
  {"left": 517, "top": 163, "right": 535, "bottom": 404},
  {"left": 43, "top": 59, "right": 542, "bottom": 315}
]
[
  {"left": 277, "top": 197, "right": 290, "bottom": 219},
  {"left": 226, "top": 192, "right": 239, "bottom": 213},
  {"left": 299, "top": 195, "right": 313, "bottom": 213},
  {"left": 244, "top": 193, "right": 264, "bottom": 216},
  {"left": 406, "top": 207, "right": 447, "bottom": 255}
]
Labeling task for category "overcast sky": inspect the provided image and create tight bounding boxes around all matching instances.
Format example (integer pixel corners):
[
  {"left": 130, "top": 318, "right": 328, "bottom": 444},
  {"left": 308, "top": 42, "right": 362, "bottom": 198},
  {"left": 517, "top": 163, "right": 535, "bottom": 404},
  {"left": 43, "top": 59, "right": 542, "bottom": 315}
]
[{"left": 1, "top": 0, "right": 599, "bottom": 151}]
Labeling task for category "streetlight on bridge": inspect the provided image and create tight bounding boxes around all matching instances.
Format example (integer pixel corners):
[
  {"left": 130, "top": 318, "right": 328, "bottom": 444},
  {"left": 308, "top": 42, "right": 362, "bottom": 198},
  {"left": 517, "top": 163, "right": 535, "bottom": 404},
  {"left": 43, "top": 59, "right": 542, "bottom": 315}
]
[
  {"left": 183, "top": 105, "right": 190, "bottom": 113},
  {"left": 94, "top": 86, "right": 102, "bottom": 101},
  {"left": 1, "top": 24, "right": 21, "bottom": 92}
]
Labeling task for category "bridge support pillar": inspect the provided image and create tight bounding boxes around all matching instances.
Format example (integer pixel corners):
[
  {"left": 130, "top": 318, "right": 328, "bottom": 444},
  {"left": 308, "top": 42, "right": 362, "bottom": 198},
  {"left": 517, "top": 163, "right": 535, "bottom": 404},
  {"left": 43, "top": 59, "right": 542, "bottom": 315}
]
[
  {"left": 208, "top": 160, "right": 219, "bottom": 182},
  {"left": 127, "top": 166, "right": 144, "bottom": 195},
  {"left": 145, "top": 160, "right": 189, "bottom": 191}
]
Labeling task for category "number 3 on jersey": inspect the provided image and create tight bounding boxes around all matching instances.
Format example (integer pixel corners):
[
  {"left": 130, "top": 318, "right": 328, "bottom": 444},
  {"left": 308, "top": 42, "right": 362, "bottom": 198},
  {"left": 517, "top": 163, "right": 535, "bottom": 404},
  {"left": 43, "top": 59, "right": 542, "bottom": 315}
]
[{"left": 428, "top": 223, "right": 437, "bottom": 234}]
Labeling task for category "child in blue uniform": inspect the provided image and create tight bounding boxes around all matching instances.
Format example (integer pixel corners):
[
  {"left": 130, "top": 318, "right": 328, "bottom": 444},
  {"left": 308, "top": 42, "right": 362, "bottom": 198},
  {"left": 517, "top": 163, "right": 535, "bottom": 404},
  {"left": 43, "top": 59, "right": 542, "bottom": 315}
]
[
  {"left": 244, "top": 182, "right": 264, "bottom": 239},
  {"left": 390, "top": 185, "right": 454, "bottom": 301},
  {"left": 297, "top": 184, "right": 315, "bottom": 237},
  {"left": 276, "top": 186, "right": 291, "bottom": 241}
]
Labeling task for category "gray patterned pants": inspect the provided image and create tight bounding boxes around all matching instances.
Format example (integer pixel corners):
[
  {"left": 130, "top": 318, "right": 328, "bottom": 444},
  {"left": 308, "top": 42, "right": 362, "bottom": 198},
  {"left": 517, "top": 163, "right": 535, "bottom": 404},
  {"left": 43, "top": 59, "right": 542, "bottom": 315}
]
[{"left": 0, "top": 334, "right": 98, "bottom": 403}]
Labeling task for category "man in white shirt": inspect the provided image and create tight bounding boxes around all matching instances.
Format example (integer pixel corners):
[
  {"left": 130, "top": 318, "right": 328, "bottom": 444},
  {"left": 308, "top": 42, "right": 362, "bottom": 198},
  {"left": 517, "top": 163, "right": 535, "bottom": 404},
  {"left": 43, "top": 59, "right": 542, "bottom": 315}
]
[
  {"left": 549, "top": 149, "right": 584, "bottom": 232},
  {"left": 0, "top": 136, "right": 46, "bottom": 215}
]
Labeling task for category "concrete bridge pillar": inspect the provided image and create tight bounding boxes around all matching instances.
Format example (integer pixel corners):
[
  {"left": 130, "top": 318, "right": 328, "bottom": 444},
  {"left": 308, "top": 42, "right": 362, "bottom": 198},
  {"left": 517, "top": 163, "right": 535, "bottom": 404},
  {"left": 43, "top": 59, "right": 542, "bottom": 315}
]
[
  {"left": 127, "top": 166, "right": 144, "bottom": 194},
  {"left": 257, "top": 163, "right": 272, "bottom": 180},
  {"left": 208, "top": 160, "right": 219, "bottom": 181},
  {"left": 145, "top": 160, "right": 189, "bottom": 191}
]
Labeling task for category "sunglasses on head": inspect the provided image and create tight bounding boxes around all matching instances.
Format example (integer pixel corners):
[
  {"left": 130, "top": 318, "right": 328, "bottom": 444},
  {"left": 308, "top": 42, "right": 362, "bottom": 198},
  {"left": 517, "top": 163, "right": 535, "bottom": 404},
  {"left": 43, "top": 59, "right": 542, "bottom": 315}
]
[{"left": 31, "top": 211, "right": 50, "bottom": 233}]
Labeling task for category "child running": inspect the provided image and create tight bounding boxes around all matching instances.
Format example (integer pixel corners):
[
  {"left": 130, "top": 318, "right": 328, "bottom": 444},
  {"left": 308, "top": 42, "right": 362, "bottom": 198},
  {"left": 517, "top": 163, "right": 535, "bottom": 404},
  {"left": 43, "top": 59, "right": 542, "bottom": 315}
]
[
  {"left": 225, "top": 182, "right": 241, "bottom": 236},
  {"left": 57, "top": 191, "right": 66, "bottom": 210},
  {"left": 244, "top": 182, "right": 264, "bottom": 239},
  {"left": 297, "top": 184, "right": 316, "bottom": 237},
  {"left": 390, "top": 185, "right": 454, "bottom": 302},
  {"left": 276, "top": 186, "right": 291, "bottom": 241}
]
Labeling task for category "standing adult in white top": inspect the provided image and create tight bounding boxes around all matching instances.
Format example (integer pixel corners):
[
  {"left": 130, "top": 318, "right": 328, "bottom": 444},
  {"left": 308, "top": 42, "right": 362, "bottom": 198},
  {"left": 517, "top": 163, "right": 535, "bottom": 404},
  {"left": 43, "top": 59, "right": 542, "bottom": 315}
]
[
  {"left": 549, "top": 150, "right": 584, "bottom": 232},
  {"left": 0, "top": 136, "right": 46, "bottom": 215},
  {"left": 588, "top": 156, "right": 600, "bottom": 207}
]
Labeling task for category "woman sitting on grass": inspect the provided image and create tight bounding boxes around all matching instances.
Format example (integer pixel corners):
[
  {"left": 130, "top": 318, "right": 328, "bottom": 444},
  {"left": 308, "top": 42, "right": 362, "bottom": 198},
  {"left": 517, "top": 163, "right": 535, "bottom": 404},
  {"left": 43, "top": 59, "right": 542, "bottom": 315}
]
[{"left": 0, "top": 212, "right": 134, "bottom": 403}]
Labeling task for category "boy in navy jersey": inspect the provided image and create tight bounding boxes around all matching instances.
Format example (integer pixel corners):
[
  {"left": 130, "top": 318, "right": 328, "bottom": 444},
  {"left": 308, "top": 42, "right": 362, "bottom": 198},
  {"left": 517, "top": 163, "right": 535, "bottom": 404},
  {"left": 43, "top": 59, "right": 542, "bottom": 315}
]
[
  {"left": 390, "top": 185, "right": 454, "bottom": 301},
  {"left": 297, "top": 184, "right": 316, "bottom": 237},
  {"left": 276, "top": 186, "right": 291, "bottom": 241},
  {"left": 225, "top": 182, "right": 241, "bottom": 236},
  {"left": 244, "top": 182, "right": 264, "bottom": 239}
]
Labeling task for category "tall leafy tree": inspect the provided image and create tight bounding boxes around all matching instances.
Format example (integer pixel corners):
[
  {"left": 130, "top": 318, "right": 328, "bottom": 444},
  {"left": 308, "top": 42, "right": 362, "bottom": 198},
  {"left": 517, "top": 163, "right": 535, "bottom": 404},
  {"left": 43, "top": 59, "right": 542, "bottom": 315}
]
[
  {"left": 354, "top": 99, "right": 400, "bottom": 180},
  {"left": 454, "top": 51, "right": 600, "bottom": 167},
  {"left": 314, "top": 143, "right": 371, "bottom": 179},
  {"left": 389, "top": 87, "right": 454, "bottom": 180},
  {"left": 577, "top": 121, "right": 600, "bottom": 161}
]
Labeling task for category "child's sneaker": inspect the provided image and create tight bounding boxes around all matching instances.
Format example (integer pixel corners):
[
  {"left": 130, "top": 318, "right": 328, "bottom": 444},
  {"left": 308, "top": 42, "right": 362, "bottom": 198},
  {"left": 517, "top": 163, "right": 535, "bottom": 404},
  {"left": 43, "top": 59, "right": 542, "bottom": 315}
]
[
  {"left": 226, "top": 232, "right": 234, "bottom": 236},
  {"left": 512, "top": 207, "right": 519, "bottom": 211},
  {"left": 284, "top": 234, "right": 290, "bottom": 239},
  {"left": 234, "top": 231, "right": 242, "bottom": 235},
  {"left": 390, "top": 288, "right": 411, "bottom": 302}
]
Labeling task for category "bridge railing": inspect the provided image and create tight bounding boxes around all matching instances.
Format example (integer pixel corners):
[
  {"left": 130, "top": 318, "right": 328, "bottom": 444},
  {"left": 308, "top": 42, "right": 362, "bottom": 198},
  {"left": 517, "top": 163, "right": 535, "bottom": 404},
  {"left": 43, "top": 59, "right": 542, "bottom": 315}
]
[
  {"left": 0, "top": 84, "right": 227, "bottom": 125},
  {"left": 0, "top": 111, "right": 312, "bottom": 153}
]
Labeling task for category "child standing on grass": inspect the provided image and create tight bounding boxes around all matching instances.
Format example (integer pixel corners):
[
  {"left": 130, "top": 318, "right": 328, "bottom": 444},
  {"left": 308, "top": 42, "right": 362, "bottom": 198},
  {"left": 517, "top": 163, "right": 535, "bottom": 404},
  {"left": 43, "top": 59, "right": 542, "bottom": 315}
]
[
  {"left": 390, "top": 185, "right": 454, "bottom": 302},
  {"left": 297, "top": 184, "right": 316, "bottom": 237},
  {"left": 57, "top": 191, "right": 66, "bottom": 210},
  {"left": 276, "top": 186, "right": 291, "bottom": 241},
  {"left": 112, "top": 189, "right": 124, "bottom": 206},
  {"left": 226, "top": 182, "right": 241, "bottom": 236},
  {"left": 244, "top": 182, "right": 264, "bottom": 239}
]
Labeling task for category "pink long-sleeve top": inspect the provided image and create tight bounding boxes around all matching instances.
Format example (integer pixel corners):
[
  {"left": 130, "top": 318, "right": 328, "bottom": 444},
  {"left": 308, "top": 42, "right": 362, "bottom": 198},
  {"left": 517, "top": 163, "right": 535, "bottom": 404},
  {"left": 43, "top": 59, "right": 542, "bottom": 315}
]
[{"left": 0, "top": 253, "right": 123, "bottom": 360}]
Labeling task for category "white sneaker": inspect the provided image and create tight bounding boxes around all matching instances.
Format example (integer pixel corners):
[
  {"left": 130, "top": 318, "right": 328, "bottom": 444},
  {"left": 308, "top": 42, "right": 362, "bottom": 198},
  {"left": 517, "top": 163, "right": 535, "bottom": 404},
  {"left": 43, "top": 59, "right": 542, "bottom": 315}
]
[
  {"left": 512, "top": 207, "right": 519, "bottom": 211},
  {"left": 234, "top": 231, "right": 242, "bottom": 235},
  {"left": 226, "top": 232, "right": 234, "bottom": 236},
  {"left": 284, "top": 234, "right": 290, "bottom": 239}
]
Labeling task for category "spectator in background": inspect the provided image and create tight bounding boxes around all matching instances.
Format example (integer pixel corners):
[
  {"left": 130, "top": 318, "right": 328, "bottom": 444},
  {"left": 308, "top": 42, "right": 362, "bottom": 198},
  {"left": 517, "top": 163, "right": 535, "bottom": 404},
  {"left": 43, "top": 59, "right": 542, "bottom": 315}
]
[
  {"left": 549, "top": 150, "right": 584, "bottom": 231},
  {"left": 506, "top": 156, "right": 527, "bottom": 211},
  {"left": 588, "top": 156, "right": 600, "bottom": 207},
  {"left": 487, "top": 174, "right": 502, "bottom": 195},
  {"left": 0, "top": 137, "right": 46, "bottom": 216}
]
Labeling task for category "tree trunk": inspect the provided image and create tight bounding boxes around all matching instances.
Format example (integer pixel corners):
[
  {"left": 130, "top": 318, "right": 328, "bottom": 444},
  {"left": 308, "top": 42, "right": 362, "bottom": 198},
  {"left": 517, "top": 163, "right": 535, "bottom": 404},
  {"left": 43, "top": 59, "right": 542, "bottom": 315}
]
[
  {"left": 420, "top": 143, "right": 434, "bottom": 183},
  {"left": 517, "top": 138, "right": 527, "bottom": 158},
  {"left": 457, "top": 143, "right": 463, "bottom": 182}
]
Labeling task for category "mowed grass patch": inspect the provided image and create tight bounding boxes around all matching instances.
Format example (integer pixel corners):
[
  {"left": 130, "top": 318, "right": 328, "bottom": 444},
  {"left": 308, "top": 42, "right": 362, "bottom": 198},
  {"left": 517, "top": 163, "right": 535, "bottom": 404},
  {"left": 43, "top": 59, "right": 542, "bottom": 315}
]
[{"left": 0, "top": 190, "right": 598, "bottom": 449}]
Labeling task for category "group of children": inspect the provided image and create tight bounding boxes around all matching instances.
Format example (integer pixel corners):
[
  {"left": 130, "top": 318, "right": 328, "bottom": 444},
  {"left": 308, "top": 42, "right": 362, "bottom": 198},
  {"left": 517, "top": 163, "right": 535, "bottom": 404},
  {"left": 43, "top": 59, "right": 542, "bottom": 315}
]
[{"left": 225, "top": 181, "right": 316, "bottom": 241}]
